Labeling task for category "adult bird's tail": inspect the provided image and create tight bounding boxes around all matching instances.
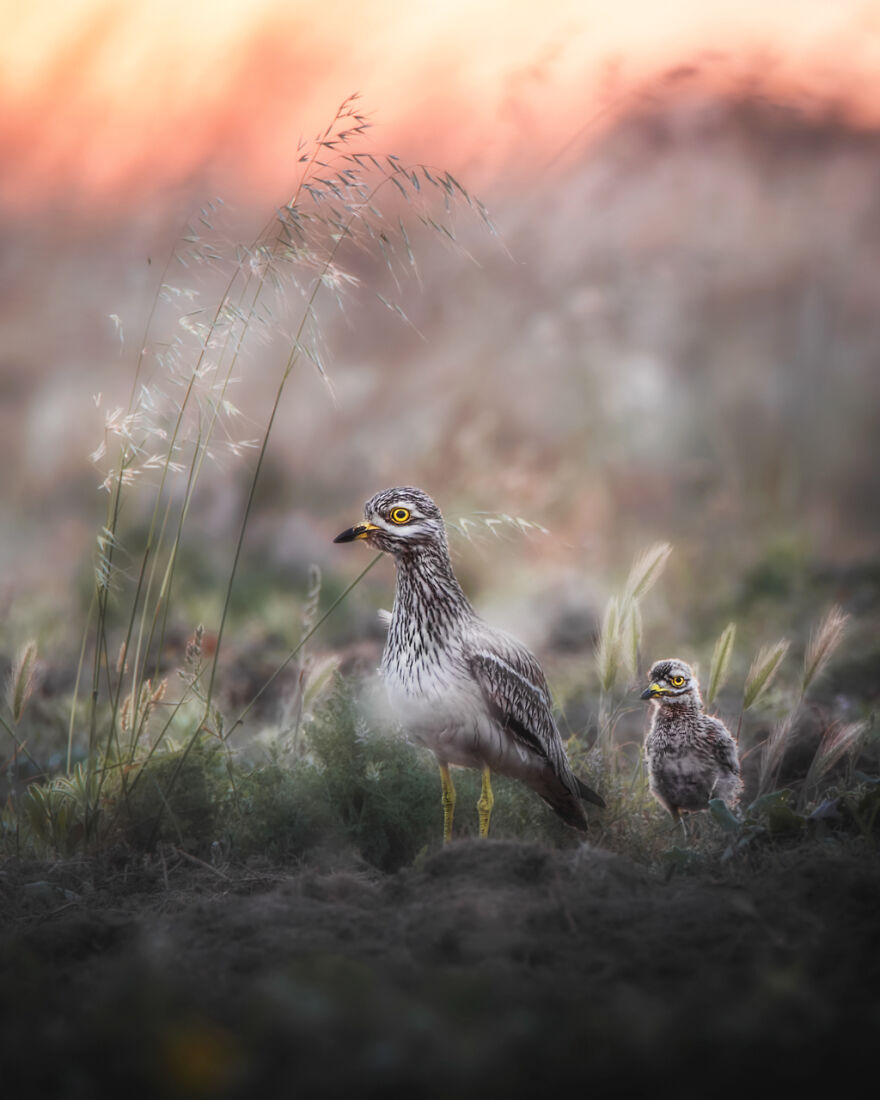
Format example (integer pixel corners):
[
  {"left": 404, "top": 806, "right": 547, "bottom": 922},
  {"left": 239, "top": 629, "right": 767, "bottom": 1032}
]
[
  {"left": 534, "top": 770, "right": 605, "bottom": 832},
  {"left": 575, "top": 776, "right": 606, "bottom": 809}
]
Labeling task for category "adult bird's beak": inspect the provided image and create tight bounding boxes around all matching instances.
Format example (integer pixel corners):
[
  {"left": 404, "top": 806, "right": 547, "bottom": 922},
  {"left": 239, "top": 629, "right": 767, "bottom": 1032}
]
[
  {"left": 640, "top": 683, "right": 665, "bottom": 700},
  {"left": 333, "top": 522, "right": 380, "bottom": 543}
]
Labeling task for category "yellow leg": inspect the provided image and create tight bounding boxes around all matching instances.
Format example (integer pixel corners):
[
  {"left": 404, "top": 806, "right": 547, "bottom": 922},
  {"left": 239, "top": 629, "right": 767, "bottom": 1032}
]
[
  {"left": 439, "top": 763, "right": 456, "bottom": 843},
  {"left": 477, "top": 765, "right": 494, "bottom": 838}
]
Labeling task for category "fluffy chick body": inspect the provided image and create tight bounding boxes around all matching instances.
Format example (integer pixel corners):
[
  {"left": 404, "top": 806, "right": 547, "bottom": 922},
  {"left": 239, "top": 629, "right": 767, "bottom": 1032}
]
[{"left": 641, "top": 658, "right": 742, "bottom": 821}]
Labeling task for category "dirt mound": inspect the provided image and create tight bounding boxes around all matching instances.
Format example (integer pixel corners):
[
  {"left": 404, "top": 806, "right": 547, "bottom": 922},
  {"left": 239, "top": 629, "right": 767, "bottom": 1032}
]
[{"left": 1, "top": 839, "right": 878, "bottom": 1097}]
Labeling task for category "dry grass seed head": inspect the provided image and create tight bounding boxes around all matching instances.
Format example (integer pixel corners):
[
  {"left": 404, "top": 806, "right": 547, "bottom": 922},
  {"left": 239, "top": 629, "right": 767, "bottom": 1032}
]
[
  {"left": 7, "top": 641, "right": 38, "bottom": 723},
  {"left": 802, "top": 605, "right": 849, "bottom": 696},
  {"left": 596, "top": 597, "right": 622, "bottom": 693},
  {"left": 706, "top": 622, "right": 736, "bottom": 706},
  {"left": 805, "top": 719, "right": 871, "bottom": 790},
  {"left": 758, "top": 712, "right": 796, "bottom": 794},
  {"left": 621, "top": 600, "right": 642, "bottom": 680},
  {"left": 623, "top": 541, "right": 673, "bottom": 604},
  {"left": 300, "top": 566, "right": 322, "bottom": 641},
  {"left": 743, "top": 639, "right": 790, "bottom": 711}
]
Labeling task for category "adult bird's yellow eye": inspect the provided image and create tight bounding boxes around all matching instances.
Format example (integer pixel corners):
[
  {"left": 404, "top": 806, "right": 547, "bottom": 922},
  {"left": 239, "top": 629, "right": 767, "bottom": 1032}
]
[
  {"left": 670, "top": 675, "right": 685, "bottom": 687},
  {"left": 390, "top": 508, "right": 410, "bottom": 524}
]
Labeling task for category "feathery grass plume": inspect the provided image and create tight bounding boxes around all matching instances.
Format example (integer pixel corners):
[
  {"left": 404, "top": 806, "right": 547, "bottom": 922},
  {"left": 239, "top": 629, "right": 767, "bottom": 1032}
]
[
  {"left": 804, "top": 720, "right": 870, "bottom": 793},
  {"left": 705, "top": 622, "right": 736, "bottom": 707},
  {"left": 596, "top": 597, "right": 622, "bottom": 694},
  {"left": 300, "top": 656, "right": 341, "bottom": 720},
  {"left": 802, "top": 605, "right": 849, "bottom": 696},
  {"left": 596, "top": 541, "right": 672, "bottom": 692},
  {"left": 7, "top": 641, "right": 38, "bottom": 724},
  {"left": 593, "top": 541, "right": 673, "bottom": 754},
  {"left": 757, "top": 712, "right": 796, "bottom": 795},
  {"left": 743, "top": 639, "right": 790, "bottom": 711},
  {"left": 450, "top": 513, "right": 551, "bottom": 546},
  {"left": 621, "top": 600, "right": 642, "bottom": 680},
  {"left": 299, "top": 565, "right": 323, "bottom": 642},
  {"left": 623, "top": 541, "right": 672, "bottom": 604}
]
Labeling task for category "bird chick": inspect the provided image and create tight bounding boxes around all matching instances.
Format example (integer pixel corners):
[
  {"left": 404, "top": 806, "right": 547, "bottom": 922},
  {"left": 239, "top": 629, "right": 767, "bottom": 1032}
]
[
  {"left": 640, "top": 658, "right": 742, "bottom": 825},
  {"left": 334, "top": 487, "right": 604, "bottom": 841}
]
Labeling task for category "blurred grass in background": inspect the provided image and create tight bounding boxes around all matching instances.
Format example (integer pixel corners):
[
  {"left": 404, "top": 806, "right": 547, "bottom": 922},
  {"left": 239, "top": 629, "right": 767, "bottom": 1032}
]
[{"left": 1, "top": 77, "right": 879, "bottom": 866}]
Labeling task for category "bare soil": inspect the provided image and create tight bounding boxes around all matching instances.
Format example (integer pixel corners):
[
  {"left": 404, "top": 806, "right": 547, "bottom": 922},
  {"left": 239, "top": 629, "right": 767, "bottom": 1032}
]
[{"left": 1, "top": 838, "right": 878, "bottom": 1099}]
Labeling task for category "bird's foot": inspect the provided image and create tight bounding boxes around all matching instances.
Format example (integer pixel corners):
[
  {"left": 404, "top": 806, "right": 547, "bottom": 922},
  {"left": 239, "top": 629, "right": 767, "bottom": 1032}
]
[
  {"left": 439, "top": 763, "right": 456, "bottom": 844},
  {"left": 477, "top": 766, "right": 494, "bottom": 839}
]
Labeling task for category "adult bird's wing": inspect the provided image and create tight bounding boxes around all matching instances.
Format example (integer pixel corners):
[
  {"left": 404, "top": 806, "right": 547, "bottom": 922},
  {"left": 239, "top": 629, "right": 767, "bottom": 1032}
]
[{"left": 466, "top": 634, "right": 605, "bottom": 808}]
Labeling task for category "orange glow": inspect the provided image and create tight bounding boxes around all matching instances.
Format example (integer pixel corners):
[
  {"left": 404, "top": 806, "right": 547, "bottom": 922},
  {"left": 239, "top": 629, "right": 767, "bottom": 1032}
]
[{"left": 3, "top": 0, "right": 880, "bottom": 210}]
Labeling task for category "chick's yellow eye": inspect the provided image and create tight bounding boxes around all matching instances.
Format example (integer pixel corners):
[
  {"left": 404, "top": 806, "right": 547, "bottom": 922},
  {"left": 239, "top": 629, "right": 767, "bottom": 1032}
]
[
  {"left": 390, "top": 508, "right": 410, "bottom": 525},
  {"left": 670, "top": 676, "right": 685, "bottom": 688}
]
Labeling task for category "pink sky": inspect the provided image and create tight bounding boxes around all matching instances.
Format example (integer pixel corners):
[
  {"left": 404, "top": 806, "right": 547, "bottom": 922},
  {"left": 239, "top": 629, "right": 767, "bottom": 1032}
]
[{"left": 2, "top": 0, "right": 880, "bottom": 208}]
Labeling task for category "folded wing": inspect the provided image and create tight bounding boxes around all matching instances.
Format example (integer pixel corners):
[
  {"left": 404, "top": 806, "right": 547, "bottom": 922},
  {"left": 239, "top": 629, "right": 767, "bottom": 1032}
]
[{"left": 467, "top": 635, "right": 605, "bottom": 810}]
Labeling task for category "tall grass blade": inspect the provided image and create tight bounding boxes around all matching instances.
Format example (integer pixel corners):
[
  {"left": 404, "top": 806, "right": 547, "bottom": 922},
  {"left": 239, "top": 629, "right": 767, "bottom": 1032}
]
[
  {"left": 706, "top": 622, "right": 736, "bottom": 706},
  {"left": 743, "top": 639, "right": 790, "bottom": 711}
]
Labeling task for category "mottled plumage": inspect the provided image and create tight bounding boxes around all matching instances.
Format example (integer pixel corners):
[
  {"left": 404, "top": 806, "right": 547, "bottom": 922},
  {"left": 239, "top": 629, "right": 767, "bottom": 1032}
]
[
  {"left": 334, "top": 487, "right": 604, "bottom": 839},
  {"left": 640, "top": 658, "right": 742, "bottom": 823}
]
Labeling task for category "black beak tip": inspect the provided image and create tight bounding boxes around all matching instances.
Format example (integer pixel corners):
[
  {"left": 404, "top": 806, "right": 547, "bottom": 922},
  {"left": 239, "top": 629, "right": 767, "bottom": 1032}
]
[
  {"left": 333, "top": 527, "right": 356, "bottom": 544},
  {"left": 640, "top": 688, "right": 654, "bottom": 700}
]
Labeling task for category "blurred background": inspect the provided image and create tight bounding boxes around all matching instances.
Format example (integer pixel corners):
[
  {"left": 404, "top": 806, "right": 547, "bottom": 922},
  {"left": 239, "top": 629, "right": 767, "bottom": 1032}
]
[{"left": 2, "top": 0, "right": 879, "bottom": 726}]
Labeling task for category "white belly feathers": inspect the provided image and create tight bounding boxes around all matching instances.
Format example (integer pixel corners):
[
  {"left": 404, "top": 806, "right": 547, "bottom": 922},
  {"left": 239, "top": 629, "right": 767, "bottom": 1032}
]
[{"left": 381, "top": 655, "right": 532, "bottom": 774}]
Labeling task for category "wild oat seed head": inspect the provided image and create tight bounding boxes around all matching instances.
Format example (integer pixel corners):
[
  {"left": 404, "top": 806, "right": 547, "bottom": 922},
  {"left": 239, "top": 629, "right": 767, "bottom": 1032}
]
[
  {"left": 7, "top": 640, "right": 38, "bottom": 724},
  {"left": 758, "top": 712, "right": 796, "bottom": 795},
  {"left": 743, "top": 638, "right": 790, "bottom": 711},
  {"left": 806, "top": 719, "right": 870, "bottom": 788},
  {"left": 802, "top": 605, "right": 849, "bottom": 695},
  {"left": 623, "top": 541, "right": 672, "bottom": 604},
  {"left": 596, "top": 596, "right": 622, "bottom": 693},
  {"left": 706, "top": 622, "right": 736, "bottom": 706}
]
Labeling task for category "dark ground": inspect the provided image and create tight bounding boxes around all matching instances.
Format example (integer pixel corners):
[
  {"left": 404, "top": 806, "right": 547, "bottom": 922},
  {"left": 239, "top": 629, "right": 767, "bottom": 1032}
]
[{"left": 1, "top": 837, "right": 878, "bottom": 1099}]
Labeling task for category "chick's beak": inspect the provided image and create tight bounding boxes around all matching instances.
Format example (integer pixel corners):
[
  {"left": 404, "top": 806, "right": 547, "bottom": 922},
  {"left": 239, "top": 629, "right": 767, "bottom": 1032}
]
[
  {"left": 333, "top": 522, "right": 380, "bottom": 544},
  {"left": 640, "top": 683, "right": 665, "bottom": 700}
]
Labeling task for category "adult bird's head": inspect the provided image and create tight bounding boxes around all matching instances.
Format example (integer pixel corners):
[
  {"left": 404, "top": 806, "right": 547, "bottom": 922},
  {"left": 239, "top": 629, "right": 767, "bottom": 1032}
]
[
  {"left": 640, "top": 658, "right": 701, "bottom": 706},
  {"left": 333, "top": 487, "right": 447, "bottom": 556}
]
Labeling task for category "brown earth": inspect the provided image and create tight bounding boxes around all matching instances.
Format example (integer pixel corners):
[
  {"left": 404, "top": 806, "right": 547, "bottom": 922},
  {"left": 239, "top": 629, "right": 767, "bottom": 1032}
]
[{"left": 1, "top": 838, "right": 878, "bottom": 1099}]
